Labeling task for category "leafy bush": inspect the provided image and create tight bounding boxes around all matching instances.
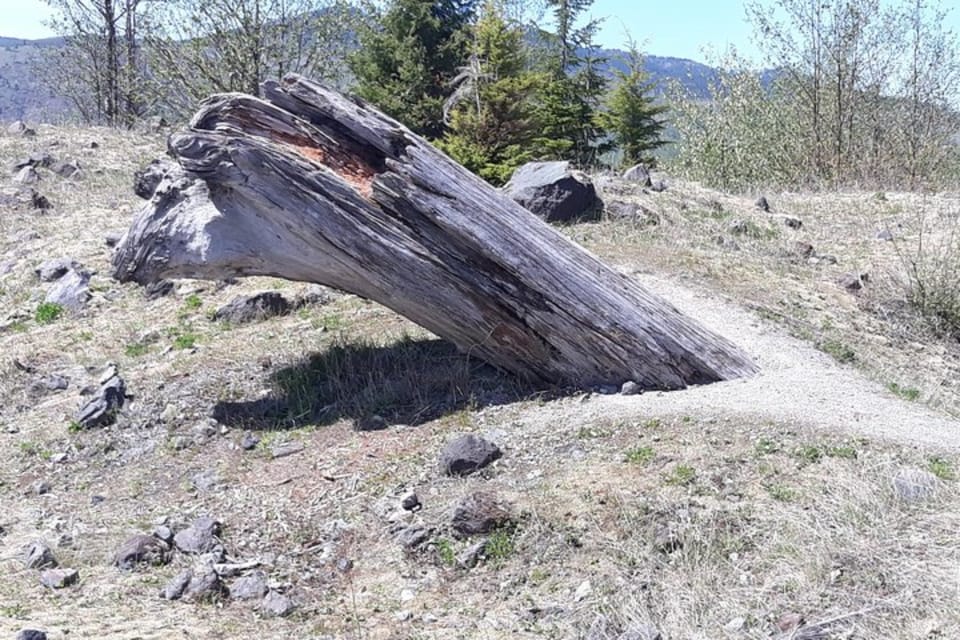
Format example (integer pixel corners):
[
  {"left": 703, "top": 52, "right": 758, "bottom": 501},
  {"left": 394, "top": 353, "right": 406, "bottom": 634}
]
[{"left": 35, "top": 302, "right": 64, "bottom": 324}]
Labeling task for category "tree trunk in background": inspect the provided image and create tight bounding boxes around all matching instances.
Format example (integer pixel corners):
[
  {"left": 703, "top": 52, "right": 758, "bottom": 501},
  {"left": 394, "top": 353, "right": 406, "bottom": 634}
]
[{"left": 112, "top": 74, "right": 758, "bottom": 389}]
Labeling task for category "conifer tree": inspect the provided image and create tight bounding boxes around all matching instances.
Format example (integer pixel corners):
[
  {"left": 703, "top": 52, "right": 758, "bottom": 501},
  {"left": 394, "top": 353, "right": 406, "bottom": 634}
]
[
  {"left": 438, "top": 1, "right": 546, "bottom": 184},
  {"left": 349, "top": 0, "right": 477, "bottom": 139},
  {"left": 598, "top": 44, "right": 668, "bottom": 167}
]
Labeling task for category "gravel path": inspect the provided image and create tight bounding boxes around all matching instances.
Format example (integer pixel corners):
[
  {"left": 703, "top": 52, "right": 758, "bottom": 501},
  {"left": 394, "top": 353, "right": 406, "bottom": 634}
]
[{"left": 525, "top": 273, "right": 960, "bottom": 450}]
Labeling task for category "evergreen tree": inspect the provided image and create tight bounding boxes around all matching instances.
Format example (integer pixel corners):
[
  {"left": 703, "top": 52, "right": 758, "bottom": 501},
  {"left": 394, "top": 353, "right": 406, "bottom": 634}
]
[
  {"left": 438, "top": 1, "right": 546, "bottom": 184},
  {"left": 598, "top": 44, "right": 668, "bottom": 167},
  {"left": 533, "top": 0, "right": 608, "bottom": 166},
  {"left": 349, "top": 0, "right": 477, "bottom": 139}
]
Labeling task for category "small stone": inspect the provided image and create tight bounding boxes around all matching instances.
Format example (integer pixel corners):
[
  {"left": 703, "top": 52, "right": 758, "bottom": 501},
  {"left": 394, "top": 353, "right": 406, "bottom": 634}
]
[
  {"left": 336, "top": 557, "right": 353, "bottom": 573},
  {"left": 728, "top": 219, "right": 749, "bottom": 235},
  {"left": 241, "top": 432, "right": 260, "bottom": 450},
  {"left": 261, "top": 590, "right": 295, "bottom": 617},
  {"left": 893, "top": 467, "right": 939, "bottom": 502},
  {"left": 160, "top": 569, "right": 192, "bottom": 600},
  {"left": 144, "top": 279, "right": 174, "bottom": 300},
  {"left": 133, "top": 159, "right": 173, "bottom": 199},
  {"left": 777, "top": 612, "right": 805, "bottom": 632},
  {"left": 45, "top": 268, "right": 90, "bottom": 310},
  {"left": 574, "top": 580, "right": 592, "bottom": 602},
  {"left": 271, "top": 441, "right": 304, "bottom": 459},
  {"left": 35, "top": 258, "right": 81, "bottom": 282},
  {"left": 31, "top": 480, "right": 51, "bottom": 495},
  {"left": 113, "top": 533, "right": 170, "bottom": 569},
  {"left": 755, "top": 196, "right": 770, "bottom": 212},
  {"left": 839, "top": 272, "right": 867, "bottom": 293},
  {"left": 104, "top": 231, "right": 123, "bottom": 247},
  {"left": 620, "top": 381, "right": 642, "bottom": 395},
  {"left": 876, "top": 229, "right": 894, "bottom": 241},
  {"left": 621, "top": 163, "right": 652, "bottom": 186},
  {"left": 184, "top": 567, "right": 226, "bottom": 602},
  {"left": 400, "top": 588, "right": 416, "bottom": 603},
  {"left": 395, "top": 610, "right": 413, "bottom": 622},
  {"left": 456, "top": 539, "right": 487, "bottom": 569},
  {"left": 229, "top": 570, "right": 269, "bottom": 600},
  {"left": 619, "top": 623, "right": 663, "bottom": 640},
  {"left": 15, "top": 630, "right": 47, "bottom": 640},
  {"left": 400, "top": 491, "right": 421, "bottom": 511},
  {"left": 395, "top": 526, "right": 431, "bottom": 549},
  {"left": 40, "top": 568, "right": 79, "bottom": 588},
  {"left": 50, "top": 452, "right": 67, "bottom": 463},
  {"left": 650, "top": 180, "right": 667, "bottom": 192},
  {"left": 213, "top": 292, "right": 291, "bottom": 324},
  {"left": 724, "top": 616, "right": 746, "bottom": 631},
  {"left": 190, "top": 468, "right": 220, "bottom": 492},
  {"left": 779, "top": 214, "right": 803, "bottom": 229},
  {"left": 51, "top": 160, "right": 81, "bottom": 179},
  {"left": 76, "top": 372, "right": 126, "bottom": 429},
  {"left": 354, "top": 414, "right": 388, "bottom": 431},
  {"left": 23, "top": 541, "right": 58, "bottom": 569},
  {"left": 451, "top": 491, "right": 513, "bottom": 536},
  {"left": 173, "top": 516, "right": 222, "bottom": 554},
  {"left": 14, "top": 166, "right": 40, "bottom": 185},
  {"left": 152, "top": 525, "right": 173, "bottom": 545},
  {"left": 439, "top": 434, "right": 502, "bottom": 476},
  {"left": 596, "top": 384, "right": 618, "bottom": 395},
  {"left": 793, "top": 241, "right": 815, "bottom": 258}
]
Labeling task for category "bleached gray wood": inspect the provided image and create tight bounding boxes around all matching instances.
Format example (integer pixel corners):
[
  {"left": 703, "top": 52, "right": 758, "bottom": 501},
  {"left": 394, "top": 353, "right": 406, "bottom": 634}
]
[{"left": 112, "top": 74, "right": 757, "bottom": 389}]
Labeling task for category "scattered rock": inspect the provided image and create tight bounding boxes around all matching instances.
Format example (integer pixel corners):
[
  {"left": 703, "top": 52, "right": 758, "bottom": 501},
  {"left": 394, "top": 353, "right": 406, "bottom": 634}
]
[
  {"left": 229, "top": 570, "right": 269, "bottom": 600},
  {"left": 51, "top": 160, "right": 81, "bottom": 179},
  {"left": 104, "top": 231, "right": 123, "bottom": 247},
  {"left": 755, "top": 196, "right": 770, "bottom": 212},
  {"left": 793, "top": 242, "right": 815, "bottom": 259},
  {"left": 893, "top": 467, "right": 939, "bottom": 502},
  {"left": 394, "top": 525, "right": 431, "bottom": 549},
  {"left": 619, "top": 624, "right": 663, "bottom": 640},
  {"left": 213, "top": 292, "right": 291, "bottom": 324},
  {"left": 22, "top": 540, "right": 58, "bottom": 569},
  {"left": 355, "top": 414, "right": 389, "bottom": 431},
  {"left": 573, "top": 580, "right": 592, "bottom": 602},
  {"left": 144, "top": 279, "right": 174, "bottom": 300},
  {"left": 133, "top": 159, "right": 174, "bottom": 199},
  {"left": 31, "top": 480, "right": 51, "bottom": 495},
  {"left": 184, "top": 566, "right": 226, "bottom": 602},
  {"left": 271, "top": 441, "right": 304, "bottom": 459},
  {"left": 7, "top": 121, "right": 35, "bottom": 136},
  {"left": 605, "top": 201, "right": 659, "bottom": 225},
  {"left": 241, "top": 432, "right": 260, "bottom": 450},
  {"left": 152, "top": 525, "right": 174, "bottom": 545},
  {"left": 15, "top": 630, "right": 47, "bottom": 640},
  {"left": 776, "top": 214, "right": 803, "bottom": 229},
  {"left": 777, "top": 612, "right": 806, "bottom": 633},
  {"left": 45, "top": 269, "right": 91, "bottom": 310},
  {"left": 40, "top": 568, "right": 79, "bottom": 589},
  {"left": 294, "top": 284, "right": 335, "bottom": 308},
  {"left": 113, "top": 533, "right": 170, "bottom": 569},
  {"left": 28, "top": 372, "right": 69, "bottom": 397},
  {"left": 190, "top": 468, "right": 221, "bottom": 492},
  {"left": 456, "top": 539, "right": 488, "bottom": 569},
  {"left": 400, "top": 491, "right": 421, "bottom": 511},
  {"left": 439, "top": 434, "right": 502, "bottom": 476},
  {"left": 652, "top": 522, "right": 683, "bottom": 554},
  {"left": 876, "top": 228, "right": 894, "bottom": 241},
  {"left": 160, "top": 569, "right": 193, "bottom": 600},
  {"left": 76, "top": 369, "right": 126, "bottom": 429},
  {"left": 35, "top": 258, "right": 82, "bottom": 282},
  {"left": 724, "top": 616, "right": 746, "bottom": 631},
  {"left": 14, "top": 166, "right": 40, "bottom": 185},
  {"left": 621, "top": 164, "right": 652, "bottom": 186},
  {"left": 451, "top": 491, "right": 513, "bottom": 536},
  {"left": 621, "top": 381, "right": 642, "bottom": 396},
  {"left": 728, "top": 219, "right": 749, "bottom": 235},
  {"left": 173, "top": 516, "right": 222, "bottom": 554},
  {"left": 504, "top": 161, "right": 601, "bottom": 223},
  {"left": 649, "top": 180, "right": 667, "bottom": 192},
  {"left": 839, "top": 272, "right": 868, "bottom": 293},
  {"left": 18, "top": 187, "right": 51, "bottom": 210},
  {"left": 261, "top": 590, "right": 295, "bottom": 617}
]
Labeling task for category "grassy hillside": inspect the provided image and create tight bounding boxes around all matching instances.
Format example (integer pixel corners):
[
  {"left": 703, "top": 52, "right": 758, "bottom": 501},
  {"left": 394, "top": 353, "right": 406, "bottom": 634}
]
[{"left": 1, "top": 124, "right": 960, "bottom": 639}]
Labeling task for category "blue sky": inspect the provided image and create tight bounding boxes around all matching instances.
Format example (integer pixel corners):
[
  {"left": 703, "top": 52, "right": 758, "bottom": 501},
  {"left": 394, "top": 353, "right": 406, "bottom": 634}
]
[{"left": 0, "top": 0, "right": 758, "bottom": 63}]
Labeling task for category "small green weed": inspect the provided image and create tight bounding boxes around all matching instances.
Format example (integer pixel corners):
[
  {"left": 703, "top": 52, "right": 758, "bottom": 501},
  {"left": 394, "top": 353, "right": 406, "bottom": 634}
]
[
  {"left": 663, "top": 464, "right": 696, "bottom": 486},
  {"left": 826, "top": 444, "right": 858, "bottom": 459},
  {"left": 887, "top": 382, "right": 920, "bottom": 401},
  {"left": 173, "top": 332, "right": 198, "bottom": 350},
  {"left": 624, "top": 446, "right": 655, "bottom": 465},
  {"left": 642, "top": 418, "right": 662, "bottom": 429},
  {"left": 928, "top": 456, "right": 955, "bottom": 480},
  {"left": 125, "top": 342, "right": 149, "bottom": 357},
  {"left": 754, "top": 437, "right": 781, "bottom": 455},
  {"left": 18, "top": 441, "right": 50, "bottom": 459},
  {"left": 794, "top": 445, "right": 823, "bottom": 464},
  {"left": 767, "top": 484, "right": 798, "bottom": 502},
  {"left": 577, "top": 426, "right": 611, "bottom": 439},
  {"left": 819, "top": 339, "right": 856, "bottom": 364},
  {"left": 8, "top": 321, "right": 28, "bottom": 333},
  {"left": 183, "top": 294, "right": 202, "bottom": 310},
  {"left": 486, "top": 528, "right": 516, "bottom": 565},
  {"left": 435, "top": 538, "right": 455, "bottom": 567},
  {"left": 67, "top": 420, "right": 83, "bottom": 433},
  {"left": 35, "top": 302, "right": 64, "bottom": 324}
]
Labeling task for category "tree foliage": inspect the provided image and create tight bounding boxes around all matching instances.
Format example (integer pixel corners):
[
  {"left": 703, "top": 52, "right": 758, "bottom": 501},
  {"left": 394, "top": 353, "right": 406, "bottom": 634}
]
[
  {"left": 597, "top": 43, "right": 668, "bottom": 167},
  {"left": 349, "top": 0, "right": 478, "bottom": 139}
]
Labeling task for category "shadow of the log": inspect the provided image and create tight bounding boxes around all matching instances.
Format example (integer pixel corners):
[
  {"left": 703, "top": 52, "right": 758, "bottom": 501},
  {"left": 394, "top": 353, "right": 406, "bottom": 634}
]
[{"left": 212, "top": 337, "right": 559, "bottom": 430}]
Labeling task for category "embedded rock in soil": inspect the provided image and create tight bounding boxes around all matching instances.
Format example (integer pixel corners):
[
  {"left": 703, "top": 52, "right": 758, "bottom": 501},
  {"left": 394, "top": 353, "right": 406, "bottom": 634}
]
[
  {"left": 40, "top": 568, "right": 79, "bottom": 588},
  {"left": 212, "top": 292, "right": 291, "bottom": 324},
  {"left": 893, "top": 467, "right": 939, "bottom": 502},
  {"left": 22, "top": 540, "right": 58, "bottom": 569},
  {"left": 45, "top": 268, "right": 90, "bottom": 310},
  {"left": 173, "top": 516, "right": 222, "bottom": 554},
  {"left": 261, "top": 590, "right": 295, "bottom": 617},
  {"left": 622, "top": 164, "right": 652, "bottom": 186},
  {"left": 160, "top": 570, "right": 193, "bottom": 600},
  {"left": 77, "top": 370, "right": 126, "bottom": 429},
  {"left": 184, "top": 566, "right": 227, "bottom": 602},
  {"left": 439, "top": 434, "right": 502, "bottom": 477},
  {"left": 451, "top": 491, "right": 513, "bottom": 536},
  {"left": 229, "top": 570, "right": 269, "bottom": 601},
  {"left": 113, "top": 533, "right": 170, "bottom": 569},
  {"left": 16, "top": 630, "right": 48, "bottom": 640},
  {"left": 35, "top": 258, "right": 81, "bottom": 282}
]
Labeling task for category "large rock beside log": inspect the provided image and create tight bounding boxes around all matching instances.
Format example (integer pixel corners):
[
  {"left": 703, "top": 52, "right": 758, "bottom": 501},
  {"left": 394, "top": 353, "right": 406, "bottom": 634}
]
[{"left": 503, "top": 161, "right": 601, "bottom": 223}]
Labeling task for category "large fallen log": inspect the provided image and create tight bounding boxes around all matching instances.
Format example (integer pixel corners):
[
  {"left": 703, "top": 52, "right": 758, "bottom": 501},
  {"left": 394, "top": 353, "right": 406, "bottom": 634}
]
[{"left": 112, "top": 74, "right": 757, "bottom": 389}]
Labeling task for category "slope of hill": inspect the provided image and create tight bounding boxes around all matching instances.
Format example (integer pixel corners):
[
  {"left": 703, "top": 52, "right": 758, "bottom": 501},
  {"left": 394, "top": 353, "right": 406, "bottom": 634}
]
[{"left": 2, "top": 120, "right": 960, "bottom": 639}]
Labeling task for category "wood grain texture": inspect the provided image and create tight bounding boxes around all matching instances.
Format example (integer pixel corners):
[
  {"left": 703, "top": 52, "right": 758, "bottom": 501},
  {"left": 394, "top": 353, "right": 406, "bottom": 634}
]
[{"left": 112, "top": 74, "right": 758, "bottom": 388}]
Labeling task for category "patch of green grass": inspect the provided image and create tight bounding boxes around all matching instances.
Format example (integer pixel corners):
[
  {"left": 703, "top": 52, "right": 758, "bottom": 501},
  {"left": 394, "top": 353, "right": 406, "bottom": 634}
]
[
  {"left": 435, "top": 538, "right": 455, "bottom": 567},
  {"left": 826, "top": 444, "right": 858, "bottom": 459},
  {"left": 663, "top": 464, "right": 696, "bottom": 486},
  {"left": 754, "top": 437, "right": 781, "bottom": 455},
  {"left": 172, "top": 332, "right": 198, "bottom": 350},
  {"left": 125, "top": 342, "right": 150, "bottom": 357},
  {"left": 793, "top": 444, "right": 823, "bottom": 464},
  {"left": 18, "top": 441, "right": 50, "bottom": 459},
  {"left": 624, "top": 446, "right": 655, "bottom": 465},
  {"left": 887, "top": 382, "right": 920, "bottom": 401},
  {"left": 642, "top": 418, "right": 662, "bottom": 429},
  {"left": 576, "top": 426, "right": 611, "bottom": 439},
  {"left": 819, "top": 339, "right": 856, "bottom": 364},
  {"left": 183, "top": 293, "right": 202, "bottom": 310},
  {"left": 67, "top": 420, "right": 82, "bottom": 433},
  {"left": 766, "top": 484, "right": 798, "bottom": 502},
  {"left": 35, "top": 302, "right": 64, "bottom": 324},
  {"left": 485, "top": 527, "right": 516, "bottom": 565},
  {"left": 8, "top": 321, "right": 28, "bottom": 333},
  {"left": 928, "top": 456, "right": 955, "bottom": 481}
]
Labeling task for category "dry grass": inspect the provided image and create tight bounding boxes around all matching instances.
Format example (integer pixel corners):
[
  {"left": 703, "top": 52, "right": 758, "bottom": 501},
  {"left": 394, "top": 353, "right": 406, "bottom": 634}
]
[{"left": 1, "top": 125, "right": 960, "bottom": 639}]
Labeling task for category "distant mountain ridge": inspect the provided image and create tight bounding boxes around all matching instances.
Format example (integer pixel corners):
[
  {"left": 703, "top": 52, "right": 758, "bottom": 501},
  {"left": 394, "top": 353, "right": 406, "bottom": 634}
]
[{"left": 0, "top": 35, "right": 721, "bottom": 123}]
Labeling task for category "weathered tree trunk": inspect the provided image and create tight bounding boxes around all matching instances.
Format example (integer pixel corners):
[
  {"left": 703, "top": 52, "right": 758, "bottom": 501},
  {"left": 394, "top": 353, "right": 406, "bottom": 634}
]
[{"left": 112, "top": 74, "right": 757, "bottom": 389}]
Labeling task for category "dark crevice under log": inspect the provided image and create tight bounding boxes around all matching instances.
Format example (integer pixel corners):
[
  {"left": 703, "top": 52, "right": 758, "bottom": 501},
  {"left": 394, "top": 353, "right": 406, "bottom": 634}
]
[{"left": 113, "top": 74, "right": 758, "bottom": 389}]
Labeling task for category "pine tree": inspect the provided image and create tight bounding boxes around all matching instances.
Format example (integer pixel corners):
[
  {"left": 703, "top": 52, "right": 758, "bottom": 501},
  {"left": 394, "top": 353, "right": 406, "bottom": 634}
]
[
  {"left": 349, "top": 0, "right": 477, "bottom": 139},
  {"left": 598, "top": 44, "right": 668, "bottom": 167},
  {"left": 438, "top": 1, "right": 546, "bottom": 184},
  {"left": 533, "top": 0, "right": 609, "bottom": 166}
]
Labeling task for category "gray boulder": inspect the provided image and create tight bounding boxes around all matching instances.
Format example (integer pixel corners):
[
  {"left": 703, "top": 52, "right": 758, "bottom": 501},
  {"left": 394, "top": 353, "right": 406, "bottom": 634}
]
[
  {"left": 893, "top": 467, "right": 939, "bottom": 502},
  {"left": 113, "top": 533, "right": 170, "bottom": 569},
  {"left": 22, "top": 540, "right": 58, "bottom": 569},
  {"left": 173, "top": 516, "right": 222, "bottom": 554},
  {"left": 439, "top": 434, "right": 501, "bottom": 476},
  {"left": 45, "top": 269, "right": 90, "bottom": 310},
  {"left": 229, "top": 570, "right": 269, "bottom": 600},
  {"left": 40, "top": 568, "right": 79, "bottom": 588},
  {"left": 213, "top": 292, "right": 291, "bottom": 324},
  {"left": 77, "top": 369, "right": 126, "bottom": 429},
  {"left": 35, "top": 258, "right": 82, "bottom": 282},
  {"left": 451, "top": 491, "right": 513, "bottom": 536},
  {"left": 51, "top": 160, "right": 82, "bottom": 179},
  {"left": 14, "top": 166, "right": 40, "bottom": 185},
  {"left": 622, "top": 164, "right": 652, "bottom": 186},
  {"left": 504, "top": 161, "right": 601, "bottom": 223},
  {"left": 15, "top": 630, "right": 48, "bottom": 640}
]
